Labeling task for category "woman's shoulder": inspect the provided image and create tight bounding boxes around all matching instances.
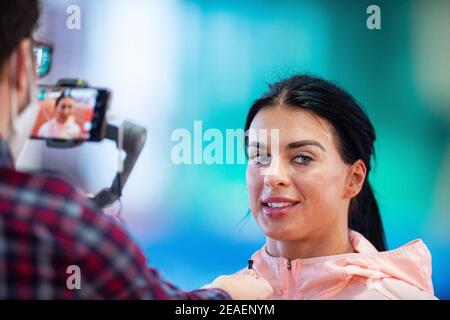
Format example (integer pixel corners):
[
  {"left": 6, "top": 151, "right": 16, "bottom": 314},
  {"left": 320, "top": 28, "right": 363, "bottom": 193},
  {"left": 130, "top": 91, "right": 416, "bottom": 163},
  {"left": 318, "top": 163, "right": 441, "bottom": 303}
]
[
  {"left": 375, "top": 278, "right": 438, "bottom": 300},
  {"left": 343, "top": 277, "right": 438, "bottom": 300}
]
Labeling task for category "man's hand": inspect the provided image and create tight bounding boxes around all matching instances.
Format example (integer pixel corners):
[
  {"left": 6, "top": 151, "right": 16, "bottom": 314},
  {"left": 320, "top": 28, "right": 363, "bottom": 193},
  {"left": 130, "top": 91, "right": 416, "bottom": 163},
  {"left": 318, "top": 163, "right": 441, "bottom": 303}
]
[{"left": 203, "top": 271, "right": 273, "bottom": 300}]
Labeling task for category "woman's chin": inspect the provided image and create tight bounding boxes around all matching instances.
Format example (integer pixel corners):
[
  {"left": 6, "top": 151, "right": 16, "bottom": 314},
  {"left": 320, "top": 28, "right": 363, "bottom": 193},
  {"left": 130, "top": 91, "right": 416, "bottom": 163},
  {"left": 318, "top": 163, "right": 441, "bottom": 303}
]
[
  {"left": 257, "top": 216, "right": 304, "bottom": 241},
  {"left": 262, "top": 228, "right": 298, "bottom": 241}
]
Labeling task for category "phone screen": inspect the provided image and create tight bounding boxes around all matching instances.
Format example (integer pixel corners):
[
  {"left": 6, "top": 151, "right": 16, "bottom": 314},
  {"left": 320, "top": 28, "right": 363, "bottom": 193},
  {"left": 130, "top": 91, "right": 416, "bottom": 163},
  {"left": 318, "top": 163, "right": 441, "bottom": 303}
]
[{"left": 31, "top": 86, "right": 110, "bottom": 141}]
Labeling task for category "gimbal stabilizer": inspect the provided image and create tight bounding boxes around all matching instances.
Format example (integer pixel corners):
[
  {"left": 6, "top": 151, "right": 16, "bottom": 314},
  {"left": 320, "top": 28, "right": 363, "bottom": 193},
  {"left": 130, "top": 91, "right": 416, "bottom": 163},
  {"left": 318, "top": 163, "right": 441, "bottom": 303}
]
[{"left": 46, "top": 79, "right": 147, "bottom": 208}]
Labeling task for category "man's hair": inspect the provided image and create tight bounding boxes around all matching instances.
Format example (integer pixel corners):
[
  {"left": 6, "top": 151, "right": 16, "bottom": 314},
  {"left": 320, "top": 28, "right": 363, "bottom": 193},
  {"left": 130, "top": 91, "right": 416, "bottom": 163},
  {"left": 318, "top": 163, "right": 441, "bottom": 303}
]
[{"left": 0, "top": 0, "right": 41, "bottom": 68}]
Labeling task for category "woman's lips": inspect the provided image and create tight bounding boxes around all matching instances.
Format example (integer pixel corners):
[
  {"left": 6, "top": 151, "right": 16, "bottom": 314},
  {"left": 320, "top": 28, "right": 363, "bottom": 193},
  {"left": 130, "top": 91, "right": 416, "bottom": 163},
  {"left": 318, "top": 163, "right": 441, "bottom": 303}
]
[{"left": 261, "top": 197, "right": 300, "bottom": 219}]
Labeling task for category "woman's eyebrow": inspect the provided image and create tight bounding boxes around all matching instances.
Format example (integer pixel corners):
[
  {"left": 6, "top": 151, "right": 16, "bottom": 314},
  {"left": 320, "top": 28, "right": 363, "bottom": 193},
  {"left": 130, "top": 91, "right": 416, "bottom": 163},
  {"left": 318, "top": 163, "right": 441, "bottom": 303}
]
[
  {"left": 247, "top": 140, "right": 326, "bottom": 151},
  {"left": 288, "top": 140, "right": 326, "bottom": 152}
]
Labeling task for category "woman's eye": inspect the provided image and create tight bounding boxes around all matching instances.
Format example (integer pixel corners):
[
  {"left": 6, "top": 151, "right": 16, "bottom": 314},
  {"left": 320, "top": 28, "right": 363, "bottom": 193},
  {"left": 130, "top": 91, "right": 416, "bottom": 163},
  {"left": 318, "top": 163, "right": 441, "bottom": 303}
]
[
  {"left": 293, "top": 154, "right": 313, "bottom": 165},
  {"left": 249, "top": 154, "right": 271, "bottom": 165}
]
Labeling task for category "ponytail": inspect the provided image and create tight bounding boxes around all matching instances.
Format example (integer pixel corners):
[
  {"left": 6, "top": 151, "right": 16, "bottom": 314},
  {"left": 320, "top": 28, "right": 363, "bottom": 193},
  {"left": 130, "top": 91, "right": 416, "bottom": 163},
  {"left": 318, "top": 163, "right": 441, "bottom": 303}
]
[{"left": 349, "top": 181, "right": 386, "bottom": 251}]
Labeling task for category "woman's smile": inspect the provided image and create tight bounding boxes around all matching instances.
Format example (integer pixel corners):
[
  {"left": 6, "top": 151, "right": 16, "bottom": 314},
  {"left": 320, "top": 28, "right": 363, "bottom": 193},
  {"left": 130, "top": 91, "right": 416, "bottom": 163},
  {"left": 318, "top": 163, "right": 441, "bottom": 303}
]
[{"left": 261, "top": 196, "right": 301, "bottom": 219}]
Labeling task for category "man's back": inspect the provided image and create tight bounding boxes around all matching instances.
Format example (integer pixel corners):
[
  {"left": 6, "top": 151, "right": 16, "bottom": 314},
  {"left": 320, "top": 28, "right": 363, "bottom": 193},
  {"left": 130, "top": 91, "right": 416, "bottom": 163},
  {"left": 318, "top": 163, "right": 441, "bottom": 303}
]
[{"left": 0, "top": 140, "right": 229, "bottom": 299}]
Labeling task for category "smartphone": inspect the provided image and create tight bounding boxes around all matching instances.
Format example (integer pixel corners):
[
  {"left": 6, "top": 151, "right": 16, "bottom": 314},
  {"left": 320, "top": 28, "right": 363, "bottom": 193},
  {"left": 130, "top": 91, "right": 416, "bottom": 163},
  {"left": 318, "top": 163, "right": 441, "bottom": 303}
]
[{"left": 31, "top": 85, "right": 111, "bottom": 142}]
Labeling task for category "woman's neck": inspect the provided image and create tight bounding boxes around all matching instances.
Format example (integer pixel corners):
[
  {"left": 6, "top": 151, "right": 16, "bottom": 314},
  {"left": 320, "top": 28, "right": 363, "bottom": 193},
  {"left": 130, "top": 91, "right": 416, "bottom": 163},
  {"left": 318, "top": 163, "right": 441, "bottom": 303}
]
[{"left": 265, "top": 226, "right": 355, "bottom": 260}]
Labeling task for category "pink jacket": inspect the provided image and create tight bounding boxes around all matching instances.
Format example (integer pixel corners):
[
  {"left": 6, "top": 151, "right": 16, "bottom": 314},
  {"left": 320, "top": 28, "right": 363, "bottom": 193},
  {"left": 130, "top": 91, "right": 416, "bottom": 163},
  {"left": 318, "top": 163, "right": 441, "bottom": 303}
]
[{"left": 240, "top": 230, "right": 437, "bottom": 300}]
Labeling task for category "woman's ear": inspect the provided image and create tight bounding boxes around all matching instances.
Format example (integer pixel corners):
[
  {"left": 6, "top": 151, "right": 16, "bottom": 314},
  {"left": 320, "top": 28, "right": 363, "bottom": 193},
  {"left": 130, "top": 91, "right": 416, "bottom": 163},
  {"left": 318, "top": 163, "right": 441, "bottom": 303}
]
[{"left": 344, "top": 159, "right": 367, "bottom": 199}]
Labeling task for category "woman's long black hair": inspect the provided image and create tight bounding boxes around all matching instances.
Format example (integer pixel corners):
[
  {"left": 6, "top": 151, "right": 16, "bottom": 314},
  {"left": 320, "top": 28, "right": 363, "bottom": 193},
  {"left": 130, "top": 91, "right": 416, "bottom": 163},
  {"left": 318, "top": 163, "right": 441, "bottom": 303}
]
[{"left": 245, "top": 74, "right": 387, "bottom": 251}]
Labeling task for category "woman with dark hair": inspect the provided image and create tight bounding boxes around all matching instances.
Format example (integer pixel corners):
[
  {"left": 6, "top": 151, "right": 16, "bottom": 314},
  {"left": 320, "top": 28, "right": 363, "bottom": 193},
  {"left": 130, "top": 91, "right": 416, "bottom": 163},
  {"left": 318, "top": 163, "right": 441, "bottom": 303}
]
[
  {"left": 240, "top": 74, "right": 437, "bottom": 299},
  {"left": 38, "top": 92, "right": 82, "bottom": 139}
]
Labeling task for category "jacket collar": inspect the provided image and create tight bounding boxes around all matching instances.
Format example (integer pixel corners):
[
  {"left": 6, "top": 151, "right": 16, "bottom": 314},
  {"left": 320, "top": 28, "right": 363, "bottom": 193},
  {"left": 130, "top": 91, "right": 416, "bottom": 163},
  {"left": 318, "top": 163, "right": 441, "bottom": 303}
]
[{"left": 250, "top": 230, "right": 434, "bottom": 298}]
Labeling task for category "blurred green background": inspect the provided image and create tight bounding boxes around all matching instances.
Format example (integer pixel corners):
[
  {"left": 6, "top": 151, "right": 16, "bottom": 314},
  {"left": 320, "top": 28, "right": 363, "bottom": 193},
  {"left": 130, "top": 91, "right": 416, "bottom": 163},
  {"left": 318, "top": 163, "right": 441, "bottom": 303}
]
[{"left": 34, "top": 0, "right": 450, "bottom": 298}]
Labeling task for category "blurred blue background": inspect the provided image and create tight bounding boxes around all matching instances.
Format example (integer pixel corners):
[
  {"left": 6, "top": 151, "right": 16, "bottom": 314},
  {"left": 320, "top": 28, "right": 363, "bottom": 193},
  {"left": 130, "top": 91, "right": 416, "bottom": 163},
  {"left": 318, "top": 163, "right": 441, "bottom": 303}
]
[{"left": 26, "top": 0, "right": 450, "bottom": 298}]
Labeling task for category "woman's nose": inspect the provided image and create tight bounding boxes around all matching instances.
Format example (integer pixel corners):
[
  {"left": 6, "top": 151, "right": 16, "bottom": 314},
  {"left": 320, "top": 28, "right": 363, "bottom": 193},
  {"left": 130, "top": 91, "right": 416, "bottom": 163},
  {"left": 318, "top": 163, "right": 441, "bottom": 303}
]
[{"left": 263, "top": 160, "right": 290, "bottom": 188}]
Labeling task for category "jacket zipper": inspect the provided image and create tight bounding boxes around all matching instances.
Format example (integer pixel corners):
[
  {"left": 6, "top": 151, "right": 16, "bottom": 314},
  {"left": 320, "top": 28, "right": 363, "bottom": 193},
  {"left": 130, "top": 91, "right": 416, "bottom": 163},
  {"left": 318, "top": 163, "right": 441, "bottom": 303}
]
[{"left": 286, "top": 259, "right": 294, "bottom": 299}]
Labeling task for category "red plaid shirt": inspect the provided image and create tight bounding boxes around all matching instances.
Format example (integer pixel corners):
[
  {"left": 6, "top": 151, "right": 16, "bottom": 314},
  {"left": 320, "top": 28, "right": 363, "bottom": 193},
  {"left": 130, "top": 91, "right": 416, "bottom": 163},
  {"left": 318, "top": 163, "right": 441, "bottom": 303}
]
[{"left": 0, "top": 138, "right": 230, "bottom": 300}]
